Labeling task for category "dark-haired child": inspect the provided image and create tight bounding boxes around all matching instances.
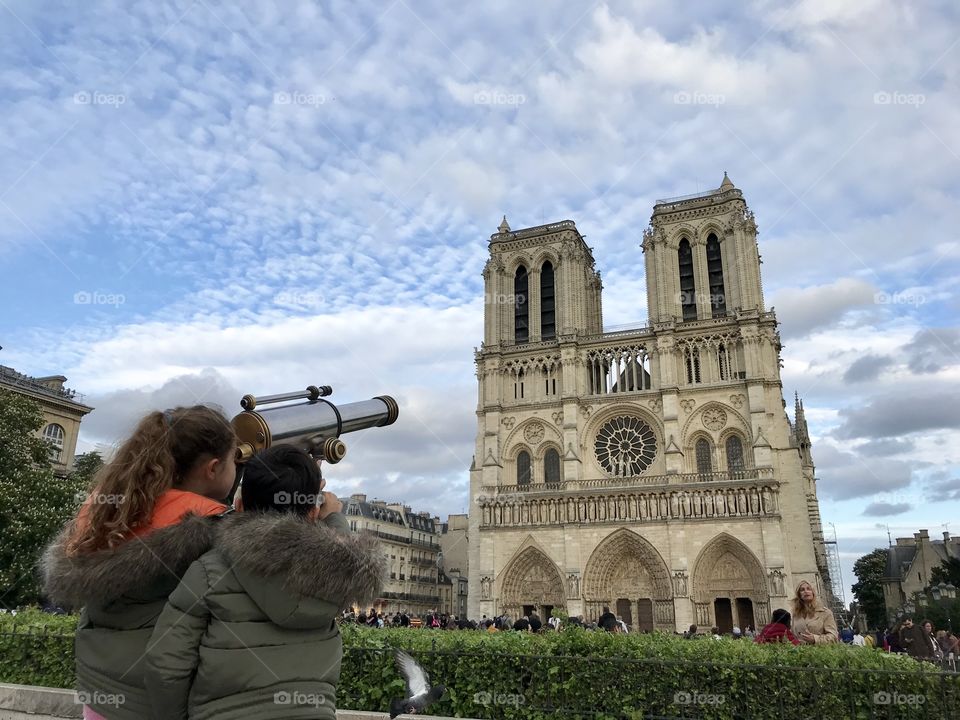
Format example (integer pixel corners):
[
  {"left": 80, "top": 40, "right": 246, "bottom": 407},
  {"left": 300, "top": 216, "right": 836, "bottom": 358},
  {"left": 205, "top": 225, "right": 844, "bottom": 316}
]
[
  {"left": 43, "top": 406, "right": 237, "bottom": 720},
  {"left": 145, "top": 444, "right": 385, "bottom": 720},
  {"left": 755, "top": 608, "right": 801, "bottom": 645}
]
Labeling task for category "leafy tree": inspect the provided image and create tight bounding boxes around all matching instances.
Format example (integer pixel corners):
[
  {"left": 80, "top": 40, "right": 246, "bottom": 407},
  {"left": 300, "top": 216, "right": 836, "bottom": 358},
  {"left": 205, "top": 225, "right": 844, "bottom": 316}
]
[
  {"left": 70, "top": 450, "right": 104, "bottom": 489},
  {"left": 852, "top": 548, "right": 889, "bottom": 629},
  {"left": 0, "top": 389, "right": 84, "bottom": 608},
  {"left": 930, "top": 556, "right": 960, "bottom": 587}
]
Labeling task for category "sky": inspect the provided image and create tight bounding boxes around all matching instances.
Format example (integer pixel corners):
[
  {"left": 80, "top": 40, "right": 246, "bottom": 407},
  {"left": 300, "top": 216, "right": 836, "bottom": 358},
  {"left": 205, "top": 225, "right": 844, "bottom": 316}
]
[{"left": 1, "top": 0, "right": 958, "bottom": 604}]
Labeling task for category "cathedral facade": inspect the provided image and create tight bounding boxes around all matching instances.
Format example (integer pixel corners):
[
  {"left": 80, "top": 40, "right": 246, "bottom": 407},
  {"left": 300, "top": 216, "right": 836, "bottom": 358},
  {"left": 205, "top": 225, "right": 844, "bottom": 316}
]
[{"left": 467, "top": 174, "right": 832, "bottom": 633}]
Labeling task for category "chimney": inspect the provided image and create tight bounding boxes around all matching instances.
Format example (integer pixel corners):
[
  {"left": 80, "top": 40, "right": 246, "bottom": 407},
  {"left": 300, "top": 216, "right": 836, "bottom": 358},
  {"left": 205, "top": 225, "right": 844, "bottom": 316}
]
[
  {"left": 945, "top": 531, "right": 951, "bottom": 543},
  {"left": 351, "top": 493, "right": 367, "bottom": 503},
  {"left": 918, "top": 529, "right": 930, "bottom": 541}
]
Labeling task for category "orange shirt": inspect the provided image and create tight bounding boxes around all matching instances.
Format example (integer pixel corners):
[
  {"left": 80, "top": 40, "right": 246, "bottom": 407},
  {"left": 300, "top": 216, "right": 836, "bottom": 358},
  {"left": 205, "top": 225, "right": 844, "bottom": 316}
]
[{"left": 133, "top": 489, "right": 226, "bottom": 534}]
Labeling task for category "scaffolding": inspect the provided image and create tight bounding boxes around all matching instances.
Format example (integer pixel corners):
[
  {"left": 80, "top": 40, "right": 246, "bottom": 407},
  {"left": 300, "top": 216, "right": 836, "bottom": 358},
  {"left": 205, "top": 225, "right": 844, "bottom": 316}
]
[{"left": 823, "top": 524, "right": 848, "bottom": 623}]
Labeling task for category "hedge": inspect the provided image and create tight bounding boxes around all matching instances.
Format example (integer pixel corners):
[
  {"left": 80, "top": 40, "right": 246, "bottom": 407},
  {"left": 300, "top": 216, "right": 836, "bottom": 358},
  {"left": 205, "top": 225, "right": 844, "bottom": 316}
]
[{"left": 2, "top": 611, "right": 958, "bottom": 719}]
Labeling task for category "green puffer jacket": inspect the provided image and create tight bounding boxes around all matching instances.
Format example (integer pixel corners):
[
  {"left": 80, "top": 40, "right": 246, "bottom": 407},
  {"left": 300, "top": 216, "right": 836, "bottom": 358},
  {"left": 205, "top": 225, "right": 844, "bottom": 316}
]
[
  {"left": 144, "top": 511, "right": 386, "bottom": 720},
  {"left": 41, "top": 514, "right": 221, "bottom": 720}
]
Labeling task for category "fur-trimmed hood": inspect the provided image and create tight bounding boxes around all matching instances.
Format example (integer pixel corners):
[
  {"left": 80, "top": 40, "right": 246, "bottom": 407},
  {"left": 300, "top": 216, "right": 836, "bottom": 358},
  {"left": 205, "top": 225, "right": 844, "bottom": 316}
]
[
  {"left": 216, "top": 511, "right": 386, "bottom": 612},
  {"left": 41, "top": 513, "right": 219, "bottom": 609}
]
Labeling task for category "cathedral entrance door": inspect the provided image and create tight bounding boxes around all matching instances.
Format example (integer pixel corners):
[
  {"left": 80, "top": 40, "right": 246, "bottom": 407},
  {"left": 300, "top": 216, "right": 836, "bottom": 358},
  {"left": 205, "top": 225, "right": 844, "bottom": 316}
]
[
  {"left": 636, "top": 599, "right": 654, "bottom": 632},
  {"left": 735, "top": 598, "right": 754, "bottom": 629},
  {"left": 615, "top": 598, "right": 632, "bottom": 629},
  {"left": 522, "top": 604, "right": 535, "bottom": 618},
  {"left": 541, "top": 605, "right": 554, "bottom": 622},
  {"left": 714, "top": 598, "right": 733, "bottom": 634}
]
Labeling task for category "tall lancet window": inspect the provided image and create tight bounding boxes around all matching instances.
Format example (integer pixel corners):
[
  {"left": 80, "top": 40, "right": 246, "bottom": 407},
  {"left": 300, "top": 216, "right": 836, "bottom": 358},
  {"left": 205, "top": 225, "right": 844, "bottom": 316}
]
[
  {"left": 517, "top": 450, "right": 531, "bottom": 486},
  {"left": 678, "top": 239, "right": 697, "bottom": 321},
  {"left": 540, "top": 261, "right": 556, "bottom": 341},
  {"left": 695, "top": 438, "right": 713, "bottom": 474},
  {"left": 706, "top": 234, "right": 726, "bottom": 316},
  {"left": 514, "top": 266, "right": 529, "bottom": 344}
]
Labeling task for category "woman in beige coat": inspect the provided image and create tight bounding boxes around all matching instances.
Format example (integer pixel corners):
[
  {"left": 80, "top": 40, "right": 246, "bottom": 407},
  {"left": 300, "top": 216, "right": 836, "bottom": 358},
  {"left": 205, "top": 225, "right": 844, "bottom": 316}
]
[{"left": 791, "top": 580, "right": 839, "bottom": 644}]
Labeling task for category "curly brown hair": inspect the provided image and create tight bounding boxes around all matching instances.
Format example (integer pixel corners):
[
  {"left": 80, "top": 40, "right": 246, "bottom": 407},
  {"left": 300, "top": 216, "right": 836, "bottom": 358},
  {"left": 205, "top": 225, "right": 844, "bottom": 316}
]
[
  {"left": 791, "top": 580, "right": 821, "bottom": 619},
  {"left": 66, "top": 405, "right": 235, "bottom": 554}
]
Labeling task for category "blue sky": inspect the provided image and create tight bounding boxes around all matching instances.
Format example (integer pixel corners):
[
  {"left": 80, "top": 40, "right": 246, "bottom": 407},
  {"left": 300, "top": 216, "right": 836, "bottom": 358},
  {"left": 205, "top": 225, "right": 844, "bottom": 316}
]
[{"left": 2, "top": 0, "right": 959, "bottom": 602}]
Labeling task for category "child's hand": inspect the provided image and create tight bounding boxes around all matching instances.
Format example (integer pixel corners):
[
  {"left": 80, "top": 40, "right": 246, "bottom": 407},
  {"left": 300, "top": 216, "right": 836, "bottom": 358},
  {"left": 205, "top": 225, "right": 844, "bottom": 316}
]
[{"left": 315, "top": 492, "right": 343, "bottom": 520}]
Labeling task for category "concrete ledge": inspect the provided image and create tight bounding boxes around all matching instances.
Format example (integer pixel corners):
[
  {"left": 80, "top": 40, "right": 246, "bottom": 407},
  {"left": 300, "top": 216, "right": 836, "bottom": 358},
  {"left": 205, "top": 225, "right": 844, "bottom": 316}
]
[
  {"left": 0, "top": 685, "right": 476, "bottom": 720},
  {"left": 0, "top": 684, "right": 81, "bottom": 719}
]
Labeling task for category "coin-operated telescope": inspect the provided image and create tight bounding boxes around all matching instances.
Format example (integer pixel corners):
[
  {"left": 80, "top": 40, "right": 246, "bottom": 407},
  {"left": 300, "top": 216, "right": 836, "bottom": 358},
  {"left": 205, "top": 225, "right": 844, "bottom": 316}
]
[{"left": 231, "top": 385, "right": 399, "bottom": 464}]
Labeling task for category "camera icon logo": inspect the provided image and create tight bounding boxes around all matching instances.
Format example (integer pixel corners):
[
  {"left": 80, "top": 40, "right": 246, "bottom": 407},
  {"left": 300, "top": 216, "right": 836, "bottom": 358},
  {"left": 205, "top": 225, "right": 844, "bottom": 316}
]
[
  {"left": 274, "top": 491, "right": 291, "bottom": 505},
  {"left": 274, "top": 691, "right": 291, "bottom": 705}
]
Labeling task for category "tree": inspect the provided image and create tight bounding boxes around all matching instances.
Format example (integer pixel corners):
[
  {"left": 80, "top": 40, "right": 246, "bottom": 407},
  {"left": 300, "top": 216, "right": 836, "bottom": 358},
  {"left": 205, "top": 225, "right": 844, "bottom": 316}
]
[
  {"left": 0, "top": 389, "right": 84, "bottom": 608},
  {"left": 71, "top": 450, "right": 104, "bottom": 489},
  {"left": 852, "top": 548, "right": 889, "bottom": 630},
  {"left": 930, "top": 556, "right": 960, "bottom": 587}
]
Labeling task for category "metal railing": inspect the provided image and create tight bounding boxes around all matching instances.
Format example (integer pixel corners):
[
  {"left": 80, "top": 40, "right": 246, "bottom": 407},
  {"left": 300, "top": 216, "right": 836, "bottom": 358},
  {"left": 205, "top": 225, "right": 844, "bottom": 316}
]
[{"left": 482, "top": 468, "right": 775, "bottom": 495}]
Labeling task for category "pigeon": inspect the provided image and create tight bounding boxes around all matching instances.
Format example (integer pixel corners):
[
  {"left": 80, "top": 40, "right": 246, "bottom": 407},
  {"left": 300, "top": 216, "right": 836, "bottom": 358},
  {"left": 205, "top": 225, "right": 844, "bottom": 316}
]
[{"left": 389, "top": 649, "right": 446, "bottom": 718}]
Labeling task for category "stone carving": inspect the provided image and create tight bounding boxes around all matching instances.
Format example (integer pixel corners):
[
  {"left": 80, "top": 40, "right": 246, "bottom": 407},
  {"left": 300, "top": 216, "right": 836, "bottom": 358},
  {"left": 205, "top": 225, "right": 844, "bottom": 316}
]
[
  {"left": 478, "top": 483, "right": 778, "bottom": 528},
  {"left": 680, "top": 399, "right": 696, "bottom": 414},
  {"left": 768, "top": 569, "right": 786, "bottom": 597},
  {"left": 481, "top": 576, "right": 492, "bottom": 599},
  {"left": 523, "top": 422, "right": 545, "bottom": 444},
  {"left": 567, "top": 573, "right": 580, "bottom": 598},
  {"left": 579, "top": 402, "right": 592, "bottom": 419},
  {"left": 648, "top": 398, "right": 663, "bottom": 413},
  {"left": 729, "top": 394, "right": 745, "bottom": 409},
  {"left": 672, "top": 570, "right": 689, "bottom": 597},
  {"left": 501, "top": 416, "right": 515, "bottom": 430},
  {"left": 551, "top": 411, "right": 563, "bottom": 426},
  {"left": 594, "top": 416, "right": 658, "bottom": 477},
  {"left": 702, "top": 407, "right": 727, "bottom": 431}
]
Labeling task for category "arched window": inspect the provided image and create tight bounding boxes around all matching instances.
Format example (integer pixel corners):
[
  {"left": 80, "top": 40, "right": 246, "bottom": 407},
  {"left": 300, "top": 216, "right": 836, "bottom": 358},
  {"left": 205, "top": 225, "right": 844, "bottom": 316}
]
[
  {"left": 540, "top": 261, "right": 556, "bottom": 341},
  {"left": 544, "top": 448, "right": 561, "bottom": 485},
  {"left": 685, "top": 347, "right": 701, "bottom": 384},
  {"left": 43, "top": 423, "right": 65, "bottom": 462},
  {"left": 517, "top": 450, "right": 531, "bottom": 486},
  {"left": 514, "top": 266, "right": 529, "bottom": 344},
  {"left": 717, "top": 343, "right": 730, "bottom": 381},
  {"left": 678, "top": 238, "right": 697, "bottom": 321},
  {"left": 726, "top": 436, "right": 745, "bottom": 473},
  {"left": 706, "top": 234, "right": 726, "bottom": 316},
  {"left": 695, "top": 438, "right": 713, "bottom": 474}
]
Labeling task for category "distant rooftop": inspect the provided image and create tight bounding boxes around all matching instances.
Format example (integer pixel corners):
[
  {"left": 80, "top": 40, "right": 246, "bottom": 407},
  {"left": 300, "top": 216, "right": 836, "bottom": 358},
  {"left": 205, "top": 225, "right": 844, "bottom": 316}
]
[{"left": 0, "top": 365, "right": 89, "bottom": 405}]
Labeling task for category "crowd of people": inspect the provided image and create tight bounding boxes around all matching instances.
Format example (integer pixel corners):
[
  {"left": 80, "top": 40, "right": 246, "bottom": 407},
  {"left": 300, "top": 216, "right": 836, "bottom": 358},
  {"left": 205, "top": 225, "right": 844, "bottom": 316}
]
[{"left": 345, "top": 581, "right": 957, "bottom": 670}]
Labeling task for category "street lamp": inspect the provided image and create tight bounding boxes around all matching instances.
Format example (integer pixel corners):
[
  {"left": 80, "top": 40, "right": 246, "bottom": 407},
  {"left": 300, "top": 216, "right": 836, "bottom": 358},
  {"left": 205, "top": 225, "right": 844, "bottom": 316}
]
[
  {"left": 945, "top": 583, "right": 957, "bottom": 600},
  {"left": 932, "top": 584, "right": 943, "bottom": 601}
]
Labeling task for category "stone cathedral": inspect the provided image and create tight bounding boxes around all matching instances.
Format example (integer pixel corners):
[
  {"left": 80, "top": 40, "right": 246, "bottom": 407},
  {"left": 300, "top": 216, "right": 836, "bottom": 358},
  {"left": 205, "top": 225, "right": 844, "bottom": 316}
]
[{"left": 467, "top": 174, "right": 833, "bottom": 633}]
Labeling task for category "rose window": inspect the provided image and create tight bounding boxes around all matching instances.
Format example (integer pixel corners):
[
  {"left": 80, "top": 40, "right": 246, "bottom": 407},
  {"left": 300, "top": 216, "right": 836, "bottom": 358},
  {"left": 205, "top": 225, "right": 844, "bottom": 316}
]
[{"left": 594, "top": 416, "right": 658, "bottom": 477}]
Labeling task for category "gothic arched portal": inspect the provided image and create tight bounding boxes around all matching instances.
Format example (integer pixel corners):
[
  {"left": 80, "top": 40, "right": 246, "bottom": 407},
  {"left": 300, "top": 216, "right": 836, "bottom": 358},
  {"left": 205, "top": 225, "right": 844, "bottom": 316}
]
[
  {"left": 499, "top": 545, "right": 566, "bottom": 619},
  {"left": 582, "top": 529, "right": 674, "bottom": 632},
  {"left": 691, "top": 533, "right": 769, "bottom": 633}
]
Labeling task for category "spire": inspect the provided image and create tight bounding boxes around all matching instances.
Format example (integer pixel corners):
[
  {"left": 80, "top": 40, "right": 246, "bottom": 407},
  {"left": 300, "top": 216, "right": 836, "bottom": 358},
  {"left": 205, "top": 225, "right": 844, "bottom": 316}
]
[
  {"left": 720, "top": 171, "right": 734, "bottom": 190},
  {"left": 498, "top": 215, "right": 511, "bottom": 233}
]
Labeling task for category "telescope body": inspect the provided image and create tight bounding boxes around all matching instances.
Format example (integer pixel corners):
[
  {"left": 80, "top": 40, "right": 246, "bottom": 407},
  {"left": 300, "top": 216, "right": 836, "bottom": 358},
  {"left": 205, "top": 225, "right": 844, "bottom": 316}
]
[{"left": 232, "top": 389, "right": 398, "bottom": 463}]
